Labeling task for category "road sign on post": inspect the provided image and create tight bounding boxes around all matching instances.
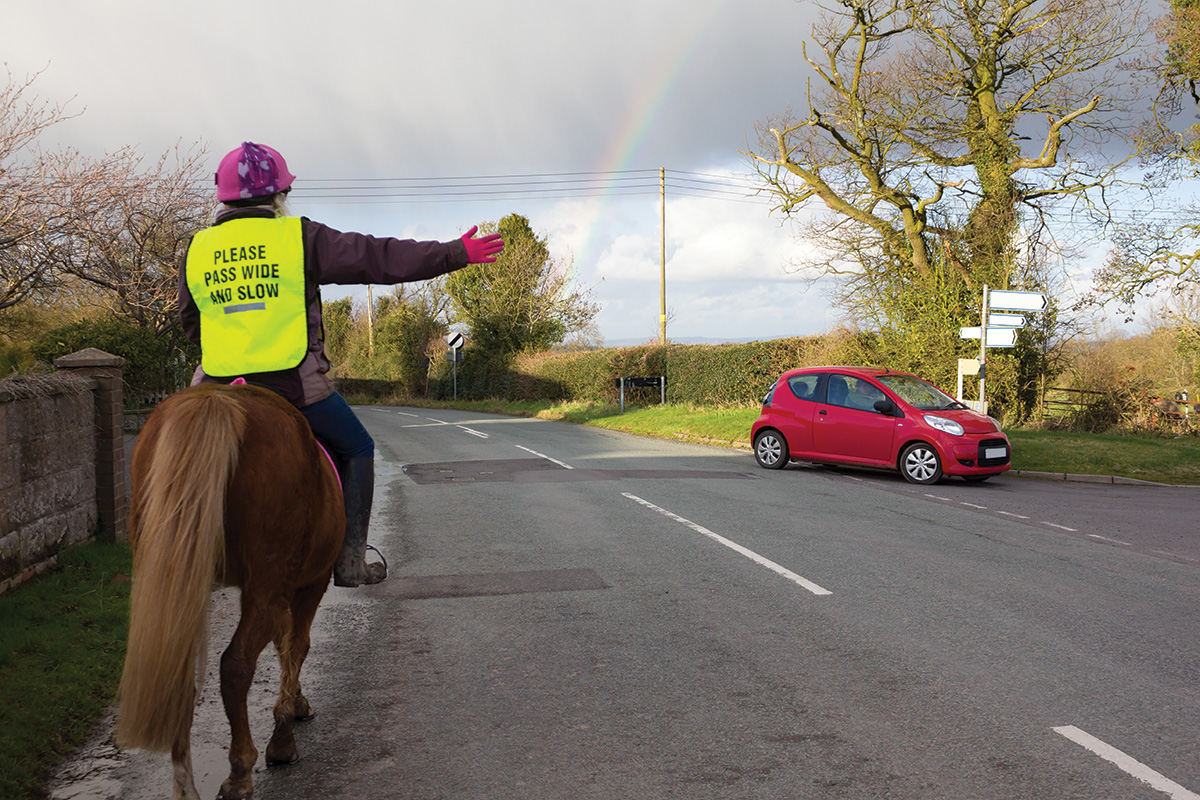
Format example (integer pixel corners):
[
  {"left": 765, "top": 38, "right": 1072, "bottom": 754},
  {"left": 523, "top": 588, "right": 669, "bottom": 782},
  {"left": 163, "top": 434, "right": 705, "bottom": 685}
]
[
  {"left": 988, "top": 313, "right": 1026, "bottom": 327},
  {"left": 446, "top": 333, "right": 465, "bottom": 399},
  {"left": 989, "top": 290, "right": 1048, "bottom": 312},
  {"left": 960, "top": 286, "right": 1049, "bottom": 412},
  {"left": 958, "top": 327, "right": 1018, "bottom": 347}
]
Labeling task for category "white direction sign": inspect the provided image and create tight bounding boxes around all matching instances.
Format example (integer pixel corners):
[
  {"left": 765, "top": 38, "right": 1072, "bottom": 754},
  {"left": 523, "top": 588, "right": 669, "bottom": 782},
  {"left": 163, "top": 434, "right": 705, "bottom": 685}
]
[
  {"left": 988, "top": 313, "right": 1027, "bottom": 328},
  {"left": 989, "top": 289, "right": 1048, "bottom": 312},
  {"left": 960, "top": 326, "right": 1018, "bottom": 347}
]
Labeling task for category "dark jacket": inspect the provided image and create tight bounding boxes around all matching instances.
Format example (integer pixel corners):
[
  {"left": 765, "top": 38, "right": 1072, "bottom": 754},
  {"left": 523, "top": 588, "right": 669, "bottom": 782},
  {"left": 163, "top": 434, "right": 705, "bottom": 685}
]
[{"left": 179, "top": 206, "right": 468, "bottom": 407}]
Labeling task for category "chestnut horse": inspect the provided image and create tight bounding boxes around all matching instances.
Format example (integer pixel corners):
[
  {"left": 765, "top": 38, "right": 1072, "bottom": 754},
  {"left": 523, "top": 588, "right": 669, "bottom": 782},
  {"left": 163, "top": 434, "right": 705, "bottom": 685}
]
[{"left": 115, "top": 382, "right": 345, "bottom": 800}]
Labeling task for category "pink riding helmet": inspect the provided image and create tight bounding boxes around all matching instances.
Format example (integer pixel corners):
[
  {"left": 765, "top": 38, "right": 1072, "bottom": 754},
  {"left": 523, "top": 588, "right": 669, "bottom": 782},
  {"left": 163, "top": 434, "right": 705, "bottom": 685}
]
[{"left": 214, "top": 142, "right": 296, "bottom": 202}]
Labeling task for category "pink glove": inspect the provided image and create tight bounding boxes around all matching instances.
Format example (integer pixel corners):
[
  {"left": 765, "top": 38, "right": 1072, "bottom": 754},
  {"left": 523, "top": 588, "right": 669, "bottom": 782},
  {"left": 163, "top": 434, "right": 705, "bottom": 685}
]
[{"left": 461, "top": 225, "right": 505, "bottom": 264}]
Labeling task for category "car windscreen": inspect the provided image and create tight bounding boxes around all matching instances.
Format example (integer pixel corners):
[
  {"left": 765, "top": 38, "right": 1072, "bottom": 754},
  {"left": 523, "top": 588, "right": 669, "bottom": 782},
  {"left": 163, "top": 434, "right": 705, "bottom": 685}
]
[{"left": 876, "top": 374, "right": 960, "bottom": 410}]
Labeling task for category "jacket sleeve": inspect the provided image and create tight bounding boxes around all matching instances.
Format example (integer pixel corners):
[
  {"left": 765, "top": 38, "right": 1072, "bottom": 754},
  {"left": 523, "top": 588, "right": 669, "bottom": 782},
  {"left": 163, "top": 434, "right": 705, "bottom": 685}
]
[
  {"left": 178, "top": 239, "right": 201, "bottom": 345},
  {"left": 303, "top": 218, "right": 470, "bottom": 285}
]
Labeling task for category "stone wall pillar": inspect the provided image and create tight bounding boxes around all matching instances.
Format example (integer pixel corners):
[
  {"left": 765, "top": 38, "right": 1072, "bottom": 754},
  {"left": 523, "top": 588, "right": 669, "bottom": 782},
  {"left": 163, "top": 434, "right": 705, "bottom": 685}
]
[{"left": 54, "top": 348, "right": 127, "bottom": 542}]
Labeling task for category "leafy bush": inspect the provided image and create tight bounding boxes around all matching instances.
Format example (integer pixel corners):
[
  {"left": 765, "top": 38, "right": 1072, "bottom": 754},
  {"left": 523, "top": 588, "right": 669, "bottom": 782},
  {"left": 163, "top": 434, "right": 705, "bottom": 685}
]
[
  {"left": 0, "top": 343, "right": 35, "bottom": 377},
  {"left": 32, "top": 317, "right": 198, "bottom": 407}
]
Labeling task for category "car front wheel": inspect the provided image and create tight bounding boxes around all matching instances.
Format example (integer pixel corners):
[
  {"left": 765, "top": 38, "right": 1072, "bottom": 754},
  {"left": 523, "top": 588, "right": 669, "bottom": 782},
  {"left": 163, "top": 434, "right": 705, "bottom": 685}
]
[
  {"left": 899, "top": 442, "right": 942, "bottom": 484},
  {"left": 754, "top": 429, "right": 789, "bottom": 470}
]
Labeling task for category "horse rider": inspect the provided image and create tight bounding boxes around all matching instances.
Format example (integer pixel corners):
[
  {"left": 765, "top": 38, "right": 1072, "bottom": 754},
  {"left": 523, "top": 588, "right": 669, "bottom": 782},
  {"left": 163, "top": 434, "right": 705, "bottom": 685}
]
[{"left": 178, "top": 141, "right": 504, "bottom": 587}]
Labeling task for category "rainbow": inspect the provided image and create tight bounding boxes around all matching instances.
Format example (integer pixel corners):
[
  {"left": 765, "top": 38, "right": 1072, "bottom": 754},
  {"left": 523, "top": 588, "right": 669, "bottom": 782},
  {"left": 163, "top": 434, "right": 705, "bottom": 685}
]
[{"left": 572, "top": 3, "right": 733, "bottom": 275}]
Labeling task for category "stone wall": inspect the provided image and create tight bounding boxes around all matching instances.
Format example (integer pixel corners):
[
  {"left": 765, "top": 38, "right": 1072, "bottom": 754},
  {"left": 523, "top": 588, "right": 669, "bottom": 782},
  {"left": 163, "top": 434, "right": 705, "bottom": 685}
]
[{"left": 0, "top": 349, "right": 127, "bottom": 593}]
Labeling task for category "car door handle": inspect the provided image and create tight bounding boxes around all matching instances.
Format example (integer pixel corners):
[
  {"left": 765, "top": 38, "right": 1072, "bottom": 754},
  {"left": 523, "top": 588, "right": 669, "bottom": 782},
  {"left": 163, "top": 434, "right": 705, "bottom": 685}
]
[{"left": 819, "top": 410, "right": 827, "bottom": 415}]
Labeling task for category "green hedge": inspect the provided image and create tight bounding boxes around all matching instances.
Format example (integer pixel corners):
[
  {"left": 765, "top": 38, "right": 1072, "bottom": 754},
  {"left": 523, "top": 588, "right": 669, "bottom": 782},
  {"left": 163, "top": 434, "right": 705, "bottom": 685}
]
[
  {"left": 511, "top": 336, "right": 836, "bottom": 406},
  {"left": 356, "top": 333, "right": 893, "bottom": 407}
]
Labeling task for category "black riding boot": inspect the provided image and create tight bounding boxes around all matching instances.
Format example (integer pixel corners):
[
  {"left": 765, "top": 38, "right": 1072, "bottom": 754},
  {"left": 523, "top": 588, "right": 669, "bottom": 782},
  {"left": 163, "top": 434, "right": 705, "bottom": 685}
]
[{"left": 333, "top": 456, "right": 388, "bottom": 587}]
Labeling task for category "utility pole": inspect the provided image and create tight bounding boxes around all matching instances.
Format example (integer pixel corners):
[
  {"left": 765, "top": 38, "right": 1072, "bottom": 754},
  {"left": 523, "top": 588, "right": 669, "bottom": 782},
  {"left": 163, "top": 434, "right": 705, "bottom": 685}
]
[
  {"left": 366, "top": 284, "right": 374, "bottom": 358},
  {"left": 659, "top": 166, "right": 667, "bottom": 345}
]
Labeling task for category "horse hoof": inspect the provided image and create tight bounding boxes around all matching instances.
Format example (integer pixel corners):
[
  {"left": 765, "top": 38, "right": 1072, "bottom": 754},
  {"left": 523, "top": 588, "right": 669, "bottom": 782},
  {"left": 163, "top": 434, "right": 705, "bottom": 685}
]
[
  {"left": 295, "top": 708, "right": 317, "bottom": 722},
  {"left": 265, "top": 747, "right": 300, "bottom": 767},
  {"left": 217, "top": 780, "right": 253, "bottom": 800}
]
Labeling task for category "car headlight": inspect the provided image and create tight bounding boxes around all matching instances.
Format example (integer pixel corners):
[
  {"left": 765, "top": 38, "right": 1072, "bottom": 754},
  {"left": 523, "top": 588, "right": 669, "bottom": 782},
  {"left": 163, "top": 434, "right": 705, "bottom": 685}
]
[{"left": 923, "top": 415, "right": 964, "bottom": 436}]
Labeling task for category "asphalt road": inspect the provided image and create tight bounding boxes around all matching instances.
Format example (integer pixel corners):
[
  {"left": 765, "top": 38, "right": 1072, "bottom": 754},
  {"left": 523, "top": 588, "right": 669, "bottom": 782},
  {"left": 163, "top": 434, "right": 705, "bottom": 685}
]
[{"left": 51, "top": 408, "right": 1200, "bottom": 799}]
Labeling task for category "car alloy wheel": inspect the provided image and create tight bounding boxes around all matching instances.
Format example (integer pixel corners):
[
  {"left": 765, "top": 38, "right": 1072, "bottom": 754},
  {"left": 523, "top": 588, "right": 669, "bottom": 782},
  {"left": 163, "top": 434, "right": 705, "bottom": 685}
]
[
  {"left": 899, "top": 442, "right": 942, "bottom": 484},
  {"left": 754, "top": 430, "right": 788, "bottom": 470}
]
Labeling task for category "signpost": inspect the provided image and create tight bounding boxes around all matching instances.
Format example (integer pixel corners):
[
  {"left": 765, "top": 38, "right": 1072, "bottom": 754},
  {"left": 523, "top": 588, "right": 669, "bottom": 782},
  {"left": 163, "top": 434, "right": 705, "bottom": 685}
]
[
  {"left": 447, "top": 333, "right": 465, "bottom": 400},
  {"left": 960, "top": 286, "right": 1048, "bottom": 412}
]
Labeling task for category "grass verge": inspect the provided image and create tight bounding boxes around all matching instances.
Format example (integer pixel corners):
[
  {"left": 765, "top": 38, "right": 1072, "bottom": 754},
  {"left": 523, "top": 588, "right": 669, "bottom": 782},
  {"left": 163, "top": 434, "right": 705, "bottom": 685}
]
[
  {"left": 365, "top": 397, "right": 1200, "bottom": 484},
  {"left": 0, "top": 541, "right": 131, "bottom": 799}
]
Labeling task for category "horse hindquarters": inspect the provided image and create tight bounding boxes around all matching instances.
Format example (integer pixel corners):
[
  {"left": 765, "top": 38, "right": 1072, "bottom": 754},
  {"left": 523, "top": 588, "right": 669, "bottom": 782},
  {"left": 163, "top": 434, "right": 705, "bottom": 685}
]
[{"left": 116, "top": 388, "right": 249, "bottom": 797}]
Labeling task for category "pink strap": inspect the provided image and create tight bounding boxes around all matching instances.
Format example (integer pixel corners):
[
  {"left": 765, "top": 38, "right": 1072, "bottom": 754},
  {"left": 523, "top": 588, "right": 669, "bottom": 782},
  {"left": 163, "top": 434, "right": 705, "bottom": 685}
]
[{"left": 316, "top": 440, "right": 341, "bottom": 491}]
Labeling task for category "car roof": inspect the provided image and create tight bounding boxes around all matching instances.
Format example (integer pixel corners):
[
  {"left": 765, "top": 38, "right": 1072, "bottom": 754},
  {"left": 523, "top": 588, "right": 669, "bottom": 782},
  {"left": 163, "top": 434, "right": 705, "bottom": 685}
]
[{"left": 781, "top": 365, "right": 910, "bottom": 379}]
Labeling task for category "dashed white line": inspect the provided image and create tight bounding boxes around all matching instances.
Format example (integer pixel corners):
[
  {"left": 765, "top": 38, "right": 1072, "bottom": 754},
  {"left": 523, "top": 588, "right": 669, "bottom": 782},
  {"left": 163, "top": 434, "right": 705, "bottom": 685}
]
[
  {"left": 925, "top": 494, "right": 952, "bottom": 502},
  {"left": 515, "top": 445, "right": 574, "bottom": 470},
  {"left": 1042, "top": 521, "right": 1079, "bottom": 532},
  {"left": 1053, "top": 725, "right": 1200, "bottom": 799},
  {"left": 960, "top": 502, "right": 988, "bottom": 509},
  {"left": 997, "top": 510, "right": 1030, "bottom": 519},
  {"left": 458, "top": 426, "right": 489, "bottom": 439},
  {"left": 1087, "top": 533, "right": 1131, "bottom": 545},
  {"left": 622, "top": 492, "right": 831, "bottom": 596}
]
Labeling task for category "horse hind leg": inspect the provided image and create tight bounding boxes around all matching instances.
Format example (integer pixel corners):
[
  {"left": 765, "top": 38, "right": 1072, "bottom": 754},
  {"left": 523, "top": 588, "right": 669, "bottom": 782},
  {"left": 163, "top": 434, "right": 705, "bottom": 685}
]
[
  {"left": 217, "top": 605, "right": 278, "bottom": 800},
  {"left": 266, "top": 581, "right": 327, "bottom": 765}
]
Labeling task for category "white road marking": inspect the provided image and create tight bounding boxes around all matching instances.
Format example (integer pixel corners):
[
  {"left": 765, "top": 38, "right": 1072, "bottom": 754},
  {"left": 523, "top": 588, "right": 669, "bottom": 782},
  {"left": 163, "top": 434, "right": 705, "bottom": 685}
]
[
  {"left": 925, "top": 494, "right": 952, "bottom": 501},
  {"left": 997, "top": 510, "right": 1030, "bottom": 519},
  {"left": 1053, "top": 726, "right": 1200, "bottom": 800},
  {"left": 622, "top": 493, "right": 832, "bottom": 596},
  {"left": 1153, "top": 549, "right": 1197, "bottom": 561},
  {"left": 1042, "top": 521, "right": 1079, "bottom": 532},
  {"left": 396, "top": 411, "right": 421, "bottom": 418},
  {"left": 960, "top": 502, "right": 988, "bottom": 509},
  {"left": 458, "top": 426, "right": 489, "bottom": 438},
  {"left": 1087, "top": 533, "right": 1131, "bottom": 545},
  {"left": 515, "top": 445, "right": 574, "bottom": 469}
]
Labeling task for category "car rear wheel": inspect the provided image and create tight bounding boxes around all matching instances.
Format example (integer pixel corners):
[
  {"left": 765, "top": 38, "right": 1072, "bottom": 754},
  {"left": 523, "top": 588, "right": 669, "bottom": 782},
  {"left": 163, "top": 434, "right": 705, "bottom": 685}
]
[
  {"left": 899, "top": 442, "right": 942, "bottom": 484},
  {"left": 754, "top": 429, "right": 788, "bottom": 470}
]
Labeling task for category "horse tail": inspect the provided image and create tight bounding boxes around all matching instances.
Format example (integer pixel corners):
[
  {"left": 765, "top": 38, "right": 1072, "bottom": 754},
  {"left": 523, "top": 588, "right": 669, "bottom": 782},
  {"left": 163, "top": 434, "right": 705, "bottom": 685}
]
[{"left": 116, "top": 388, "right": 248, "bottom": 752}]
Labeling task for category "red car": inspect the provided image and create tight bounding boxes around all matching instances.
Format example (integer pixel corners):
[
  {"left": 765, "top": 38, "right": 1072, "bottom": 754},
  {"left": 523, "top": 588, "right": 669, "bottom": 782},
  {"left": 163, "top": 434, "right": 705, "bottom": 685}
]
[{"left": 750, "top": 366, "right": 1011, "bottom": 484}]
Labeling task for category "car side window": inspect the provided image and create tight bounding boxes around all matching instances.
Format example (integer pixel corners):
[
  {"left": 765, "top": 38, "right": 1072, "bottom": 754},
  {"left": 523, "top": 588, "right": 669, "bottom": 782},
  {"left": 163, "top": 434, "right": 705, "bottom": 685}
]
[
  {"left": 785, "top": 374, "right": 820, "bottom": 402},
  {"left": 828, "top": 375, "right": 887, "bottom": 413}
]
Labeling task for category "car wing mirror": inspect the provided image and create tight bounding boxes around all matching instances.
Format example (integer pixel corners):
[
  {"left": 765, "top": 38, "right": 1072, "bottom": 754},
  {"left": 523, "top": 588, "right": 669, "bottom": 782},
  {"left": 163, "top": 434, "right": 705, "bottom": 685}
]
[{"left": 874, "top": 399, "right": 897, "bottom": 416}]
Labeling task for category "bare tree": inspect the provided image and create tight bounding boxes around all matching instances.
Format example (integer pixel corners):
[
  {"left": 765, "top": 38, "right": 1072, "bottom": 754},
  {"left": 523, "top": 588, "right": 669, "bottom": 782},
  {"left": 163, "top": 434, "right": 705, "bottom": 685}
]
[
  {"left": 0, "top": 69, "right": 79, "bottom": 312},
  {"left": 62, "top": 143, "right": 210, "bottom": 333},
  {"left": 748, "top": 0, "right": 1150, "bottom": 298},
  {"left": 1093, "top": 0, "right": 1200, "bottom": 312}
]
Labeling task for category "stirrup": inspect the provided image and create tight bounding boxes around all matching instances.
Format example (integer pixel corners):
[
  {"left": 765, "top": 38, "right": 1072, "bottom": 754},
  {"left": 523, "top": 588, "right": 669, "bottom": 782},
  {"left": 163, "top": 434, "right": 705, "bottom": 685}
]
[{"left": 363, "top": 544, "right": 388, "bottom": 583}]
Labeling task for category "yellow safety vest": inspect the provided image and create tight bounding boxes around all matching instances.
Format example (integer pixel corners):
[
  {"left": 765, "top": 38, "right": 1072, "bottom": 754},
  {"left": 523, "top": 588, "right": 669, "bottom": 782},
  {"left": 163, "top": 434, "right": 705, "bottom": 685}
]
[{"left": 185, "top": 216, "right": 308, "bottom": 376}]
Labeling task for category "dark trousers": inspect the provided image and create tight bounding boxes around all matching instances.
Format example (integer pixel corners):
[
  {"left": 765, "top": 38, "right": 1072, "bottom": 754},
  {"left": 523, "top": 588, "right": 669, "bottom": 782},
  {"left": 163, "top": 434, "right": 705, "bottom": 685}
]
[{"left": 299, "top": 391, "right": 374, "bottom": 463}]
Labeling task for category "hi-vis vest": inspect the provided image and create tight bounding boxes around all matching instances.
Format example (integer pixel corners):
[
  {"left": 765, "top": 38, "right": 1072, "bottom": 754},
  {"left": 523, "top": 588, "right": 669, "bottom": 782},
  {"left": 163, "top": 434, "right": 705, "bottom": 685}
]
[{"left": 185, "top": 216, "right": 308, "bottom": 376}]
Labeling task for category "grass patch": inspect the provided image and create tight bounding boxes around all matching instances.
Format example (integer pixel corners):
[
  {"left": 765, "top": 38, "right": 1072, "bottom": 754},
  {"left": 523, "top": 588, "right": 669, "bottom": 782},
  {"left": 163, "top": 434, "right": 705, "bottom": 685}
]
[
  {"left": 0, "top": 541, "right": 132, "bottom": 799},
  {"left": 1006, "top": 429, "right": 1200, "bottom": 484}
]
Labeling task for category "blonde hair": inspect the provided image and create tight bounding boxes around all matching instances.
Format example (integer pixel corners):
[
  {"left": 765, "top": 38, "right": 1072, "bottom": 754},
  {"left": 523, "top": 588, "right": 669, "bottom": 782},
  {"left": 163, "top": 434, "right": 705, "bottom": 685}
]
[{"left": 215, "top": 191, "right": 291, "bottom": 222}]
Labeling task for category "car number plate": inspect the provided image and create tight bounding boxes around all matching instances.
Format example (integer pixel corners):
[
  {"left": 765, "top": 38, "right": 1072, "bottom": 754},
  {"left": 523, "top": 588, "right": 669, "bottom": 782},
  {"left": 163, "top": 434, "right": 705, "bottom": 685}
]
[{"left": 985, "top": 447, "right": 1007, "bottom": 459}]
